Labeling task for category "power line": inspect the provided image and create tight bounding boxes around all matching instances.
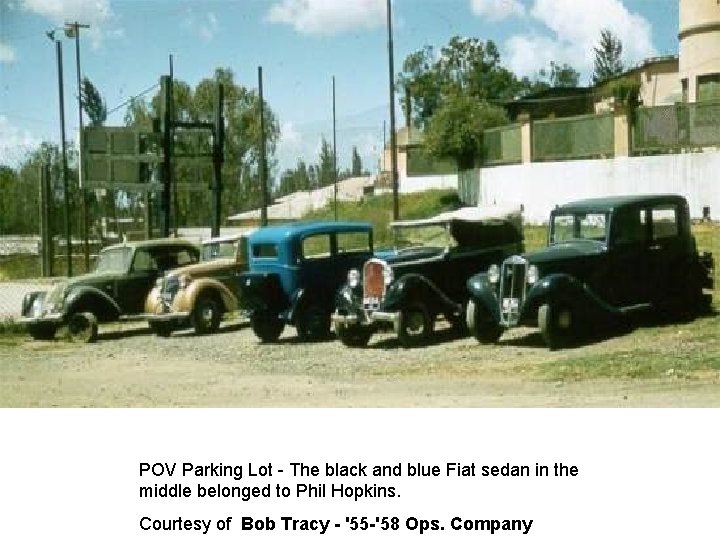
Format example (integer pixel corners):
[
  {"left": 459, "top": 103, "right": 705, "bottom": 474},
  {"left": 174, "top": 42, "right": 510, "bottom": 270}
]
[{"left": 106, "top": 83, "right": 160, "bottom": 117}]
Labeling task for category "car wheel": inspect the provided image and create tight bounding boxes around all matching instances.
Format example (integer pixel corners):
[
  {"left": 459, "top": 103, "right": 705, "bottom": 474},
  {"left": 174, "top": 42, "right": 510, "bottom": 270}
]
[
  {"left": 296, "top": 304, "right": 331, "bottom": 342},
  {"left": 67, "top": 312, "right": 98, "bottom": 344},
  {"left": 28, "top": 324, "right": 56, "bottom": 341},
  {"left": 149, "top": 321, "right": 173, "bottom": 338},
  {"left": 336, "top": 325, "right": 372, "bottom": 348},
  {"left": 251, "top": 311, "right": 285, "bottom": 343},
  {"left": 538, "top": 301, "right": 575, "bottom": 350},
  {"left": 398, "top": 302, "right": 433, "bottom": 348},
  {"left": 466, "top": 299, "right": 502, "bottom": 344},
  {"left": 191, "top": 294, "right": 222, "bottom": 335}
]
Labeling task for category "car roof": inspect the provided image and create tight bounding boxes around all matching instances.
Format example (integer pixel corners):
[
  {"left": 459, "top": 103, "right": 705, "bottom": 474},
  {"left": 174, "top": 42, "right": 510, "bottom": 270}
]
[
  {"left": 201, "top": 230, "right": 256, "bottom": 245},
  {"left": 100, "top": 238, "right": 197, "bottom": 253},
  {"left": 249, "top": 221, "right": 372, "bottom": 243},
  {"left": 554, "top": 194, "right": 687, "bottom": 214}
]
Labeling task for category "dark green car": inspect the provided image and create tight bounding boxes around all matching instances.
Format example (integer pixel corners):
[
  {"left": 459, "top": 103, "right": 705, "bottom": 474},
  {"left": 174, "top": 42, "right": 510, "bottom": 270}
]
[
  {"left": 466, "top": 194, "right": 715, "bottom": 349},
  {"left": 20, "top": 238, "right": 199, "bottom": 342}
]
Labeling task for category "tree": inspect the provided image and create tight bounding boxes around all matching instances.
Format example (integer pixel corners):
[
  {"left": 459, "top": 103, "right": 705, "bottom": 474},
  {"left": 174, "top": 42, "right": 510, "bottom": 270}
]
[
  {"left": 124, "top": 68, "right": 280, "bottom": 224},
  {"left": 80, "top": 77, "right": 107, "bottom": 126},
  {"left": 398, "top": 36, "right": 523, "bottom": 127},
  {"left": 538, "top": 61, "right": 581, "bottom": 89},
  {"left": 592, "top": 29, "right": 624, "bottom": 85},
  {"left": 351, "top": 146, "right": 362, "bottom": 176},
  {"left": 423, "top": 94, "right": 509, "bottom": 169},
  {"left": 317, "top": 137, "right": 335, "bottom": 187}
]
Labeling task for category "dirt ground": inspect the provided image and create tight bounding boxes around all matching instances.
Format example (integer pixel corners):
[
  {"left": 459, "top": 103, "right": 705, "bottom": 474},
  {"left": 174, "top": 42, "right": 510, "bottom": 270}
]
[{"left": 1, "top": 312, "right": 718, "bottom": 407}]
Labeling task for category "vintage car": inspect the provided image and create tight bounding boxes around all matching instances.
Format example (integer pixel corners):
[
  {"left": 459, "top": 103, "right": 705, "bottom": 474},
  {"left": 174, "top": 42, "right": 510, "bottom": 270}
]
[
  {"left": 466, "top": 194, "right": 715, "bottom": 349},
  {"left": 144, "top": 231, "right": 254, "bottom": 336},
  {"left": 238, "top": 221, "right": 374, "bottom": 342},
  {"left": 332, "top": 206, "right": 524, "bottom": 347},
  {"left": 20, "top": 238, "right": 199, "bottom": 342}
]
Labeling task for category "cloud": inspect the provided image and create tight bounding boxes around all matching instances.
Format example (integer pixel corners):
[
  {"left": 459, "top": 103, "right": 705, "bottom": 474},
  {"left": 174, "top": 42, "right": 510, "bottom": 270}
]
[
  {"left": 182, "top": 10, "right": 220, "bottom": 42},
  {"left": 280, "top": 121, "right": 301, "bottom": 147},
  {"left": 504, "top": 0, "right": 656, "bottom": 80},
  {"left": 0, "top": 42, "right": 16, "bottom": 63},
  {"left": 21, "top": 0, "right": 116, "bottom": 47},
  {"left": 470, "top": 0, "right": 525, "bottom": 22},
  {"left": 266, "top": 0, "right": 386, "bottom": 36},
  {"left": 0, "top": 115, "right": 42, "bottom": 167}
]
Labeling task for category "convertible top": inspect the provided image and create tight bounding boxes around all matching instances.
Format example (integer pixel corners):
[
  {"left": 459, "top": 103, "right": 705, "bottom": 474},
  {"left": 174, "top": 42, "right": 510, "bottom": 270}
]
[{"left": 390, "top": 205, "right": 523, "bottom": 230}]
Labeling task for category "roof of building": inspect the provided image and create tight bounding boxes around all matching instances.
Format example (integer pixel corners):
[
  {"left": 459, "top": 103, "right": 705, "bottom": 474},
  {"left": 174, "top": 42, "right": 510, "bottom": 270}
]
[{"left": 100, "top": 237, "right": 198, "bottom": 252}]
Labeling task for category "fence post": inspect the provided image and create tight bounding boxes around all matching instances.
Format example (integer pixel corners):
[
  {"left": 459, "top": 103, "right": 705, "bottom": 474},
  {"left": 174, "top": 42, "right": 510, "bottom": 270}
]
[
  {"left": 613, "top": 104, "right": 630, "bottom": 157},
  {"left": 518, "top": 113, "right": 532, "bottom": 164}
]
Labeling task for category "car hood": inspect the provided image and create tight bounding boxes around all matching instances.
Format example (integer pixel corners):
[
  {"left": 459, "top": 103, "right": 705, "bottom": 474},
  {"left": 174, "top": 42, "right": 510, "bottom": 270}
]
[
  {"left": 372, "top": 247, "right": 447, "bottom": 265},
  {"left": 524, "top": 241, "right": 606, "bottom": 265}
]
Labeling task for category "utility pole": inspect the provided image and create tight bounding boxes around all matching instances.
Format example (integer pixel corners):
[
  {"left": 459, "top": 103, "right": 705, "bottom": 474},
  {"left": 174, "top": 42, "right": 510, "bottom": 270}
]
[
  {"left": 211, "top": 84, "right": 224, "bottom": 237},
  {"left": 332, "top": 76, "right": 338, "bottom": 221},
  {"left": 65, "top": 21, "right": 90, "bottom": 271},
  {"left": 47, "top": 32, "right": 73, "bottom": 276},
  {"left": 160, "top": 75, "right": 173, "bottom": 237},
  {"left": 258, "top": 66, "right": 268, "bottom": 227},
  {"left": 386, "top": 0, "right": 400, "bottom": 221}
]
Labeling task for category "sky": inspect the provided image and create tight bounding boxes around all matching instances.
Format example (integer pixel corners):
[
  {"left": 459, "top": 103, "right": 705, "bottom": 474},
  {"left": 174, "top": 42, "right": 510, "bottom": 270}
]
[{"left": 0, "top": 0, "right": 680, "bottom": 177}]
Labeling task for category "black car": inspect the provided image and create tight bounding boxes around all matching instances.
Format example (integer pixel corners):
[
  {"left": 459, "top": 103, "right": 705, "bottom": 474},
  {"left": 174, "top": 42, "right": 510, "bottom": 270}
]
[
  {"left": 332, "top": 207, "right": 524, "bottom": 347},
  {"left": 466, "top": 194, "right": 715, "bottom": 349},
  {"left": 20, "top": 239, "right": 199, "bottom": 342}
]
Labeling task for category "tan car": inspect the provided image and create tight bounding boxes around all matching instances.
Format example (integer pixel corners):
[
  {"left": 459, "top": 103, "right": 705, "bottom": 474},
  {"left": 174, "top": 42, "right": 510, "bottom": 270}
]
[{"left": 145, "top": 232, "right": 253, "bottom": 336}]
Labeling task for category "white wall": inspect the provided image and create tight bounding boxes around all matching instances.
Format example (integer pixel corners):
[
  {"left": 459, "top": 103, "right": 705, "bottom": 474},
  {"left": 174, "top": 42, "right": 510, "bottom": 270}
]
[
  {"left": 463, "top": 153, "right": 720, "bottom": 224},
  {"left": 400, "top": 173, "right": 458, "bottom": 193}
]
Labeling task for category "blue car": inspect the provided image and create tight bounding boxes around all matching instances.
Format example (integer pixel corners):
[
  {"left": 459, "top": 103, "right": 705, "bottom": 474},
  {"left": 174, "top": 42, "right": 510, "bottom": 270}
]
[{"left": 239, "top": 221, "right": 374, "bottom": 342}]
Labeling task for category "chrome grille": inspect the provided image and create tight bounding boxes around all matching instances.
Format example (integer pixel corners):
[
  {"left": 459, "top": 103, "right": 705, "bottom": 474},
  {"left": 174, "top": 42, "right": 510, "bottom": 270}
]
[
  {"left": 498, "top": 256, "right": 528, "bottom": 326},
  {"left": 363, "top": 259, "right": 386, "bottom": 310},
  {"left": 161, "top": 275, "right": 180, "bottom": 302}
]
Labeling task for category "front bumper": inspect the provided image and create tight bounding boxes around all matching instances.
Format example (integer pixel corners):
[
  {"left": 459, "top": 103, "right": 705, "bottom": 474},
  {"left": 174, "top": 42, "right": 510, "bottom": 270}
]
[
  {"left": 19, "top": 312, "right": 64, "bottom": 327},
  {"left": 332, "top": 309, "right": 400, "bottom": 332},
  {"left": 146, "top": 311, "right": 191, "bottom": 324}
]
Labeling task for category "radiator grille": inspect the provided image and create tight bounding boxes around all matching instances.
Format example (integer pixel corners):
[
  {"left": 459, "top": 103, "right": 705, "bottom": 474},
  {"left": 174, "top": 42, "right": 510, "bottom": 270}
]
[
  {"left": 499, "top": 256, "right": 528, "bottom": 326},
  {"left": 363, "top": 259, "right": 386, "bottom": 309}
]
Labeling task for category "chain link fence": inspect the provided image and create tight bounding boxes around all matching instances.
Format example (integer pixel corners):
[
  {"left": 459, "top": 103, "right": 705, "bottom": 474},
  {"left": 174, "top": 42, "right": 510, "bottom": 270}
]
[
  {"left": 532, "top": 113, "right": 614, "bottom": 162},
  {"left": 633, "top": 101, "right": 720, "bottom": 153}
]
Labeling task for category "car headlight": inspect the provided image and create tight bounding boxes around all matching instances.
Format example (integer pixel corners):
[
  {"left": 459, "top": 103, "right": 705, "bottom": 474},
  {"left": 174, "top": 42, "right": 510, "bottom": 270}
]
[
  {"left": 178, "top": 274, "right": 192, "bottom": 289},
  {"left": 527, "top": 265, "right": 539, "bottom": 285},
  {"left": 488, "top": 264, "right": 500, "bottom": 284},
  {"left": 383, "top": 264, "right": 394, "bottom": 285},
  {"left": 347, "top": 268, "right": 360, "bottom": 288}
]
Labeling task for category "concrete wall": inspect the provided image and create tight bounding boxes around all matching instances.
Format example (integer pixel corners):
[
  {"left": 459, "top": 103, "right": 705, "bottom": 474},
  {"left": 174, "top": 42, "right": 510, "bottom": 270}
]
[
  {"left": 400, "top": 173, "right": 458, "bottom": 193},
  {"left": 463, "top": 152, "right": 720, "bottom": 224}
]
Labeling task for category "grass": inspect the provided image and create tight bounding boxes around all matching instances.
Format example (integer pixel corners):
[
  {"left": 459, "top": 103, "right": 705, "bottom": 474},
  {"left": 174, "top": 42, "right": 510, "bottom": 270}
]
[{"left": 0, "top": 254, "right": 91, "bottom": 281}]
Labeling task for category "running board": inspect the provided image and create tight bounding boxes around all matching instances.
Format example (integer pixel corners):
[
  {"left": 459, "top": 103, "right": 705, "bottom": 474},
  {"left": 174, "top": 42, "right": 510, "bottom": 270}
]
[{"left": 619, "top": 303, "right": 652, "bottom": 314}]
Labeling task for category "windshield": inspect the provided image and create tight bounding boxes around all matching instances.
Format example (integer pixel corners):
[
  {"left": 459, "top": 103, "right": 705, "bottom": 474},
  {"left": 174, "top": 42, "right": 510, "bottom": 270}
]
[
  {"left": 393, "top": 224, "right": 455, "bottom": 250},
  {"left": 550, "top": 213, "right": 608, "bottom": 245},
  {"left": 201, "top": 240, "right": 237, "bottom": 261},
  {"left": 95, "top": 246, "right": 132, "bottom": 273}
]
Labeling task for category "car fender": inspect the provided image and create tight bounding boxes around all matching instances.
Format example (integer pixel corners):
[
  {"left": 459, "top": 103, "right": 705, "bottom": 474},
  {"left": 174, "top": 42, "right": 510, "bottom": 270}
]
[
  {"left": 523, "top": 273, "right": 618, "bottom": 322},
  {"left": 238, "top": 271, "right": 287, "bottom": 314},
  {"left": 466, "top": 273, "right": 501, "bottom": 323},
  {"left": 181, "top": 279, "right": 238, "bottom": 313},
  {"left": 64, "top": 286, "right": 122, "bottom": 322},
  {"left": 383, "top": 273, "right": 457, "bottom": 315}
]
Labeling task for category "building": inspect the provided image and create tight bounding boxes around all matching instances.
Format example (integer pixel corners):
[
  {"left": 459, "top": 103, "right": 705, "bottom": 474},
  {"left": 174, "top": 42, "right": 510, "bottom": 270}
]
[{"left": 680, "top": 0, "right": 720, "bottom": 102}]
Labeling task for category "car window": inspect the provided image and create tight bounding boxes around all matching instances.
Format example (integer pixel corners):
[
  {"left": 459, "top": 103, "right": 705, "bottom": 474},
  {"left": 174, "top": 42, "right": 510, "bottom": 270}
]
[
  {"left": 652, "top": 206, "right": 679, "bottom": 241},
  {"left": 337, "top": 231, "right": 371, "bottom": 254},
  {"left": 302, "top": 234, "right": 331, "bottom": 260},
  {"left": 132, "top": 249, "right": 157, "bottom": 272},
  {"left": 551, "top": 213, "right": 607, "bottom": 244},
  {"left": 252, "top": 243, "right": 278, "bottom": 258}
]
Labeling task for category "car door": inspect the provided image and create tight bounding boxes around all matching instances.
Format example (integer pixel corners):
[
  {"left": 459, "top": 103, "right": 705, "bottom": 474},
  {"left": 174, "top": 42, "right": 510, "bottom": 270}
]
[
  {"left": 116, "top": 247, "right": 160, "bottom": 315},
  {"left": 646, "top": 203, "right": 685, "bottom": 304},
  {"left": 604, "top": 205, "right": 653, "bottom": 307},
  {"left": 297, "top": 232, "right": 336, "bottom": 309}
]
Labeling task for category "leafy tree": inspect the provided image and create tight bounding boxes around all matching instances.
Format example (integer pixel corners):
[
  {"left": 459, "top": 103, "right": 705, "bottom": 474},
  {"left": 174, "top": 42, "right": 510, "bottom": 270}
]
[
  {"left": 592, "top": 29, "right": 624, "bottom": 85},
  {"left": 423, "top": 94, "right": 509, "bottom": 169},
  {"left": 538, "top": 61, "right": 581, "bottom": 89},
  {"left": 124, "top": 68, "right": 280, "bottom": 225},
  {"left": 398, "top": 36, "right": 523, "bottom": 127},
  {"left": 351, "top": 146, "right": 362, "bottom": 176},
  {"left": 80, "top": 77, "right": 107, "bottom": 127}
]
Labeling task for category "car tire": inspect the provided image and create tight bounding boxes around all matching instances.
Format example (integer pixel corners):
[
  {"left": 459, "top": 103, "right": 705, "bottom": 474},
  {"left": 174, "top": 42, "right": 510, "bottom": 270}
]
[
  {"left": 398, "top": 302, "right": 433, "bottom": 348},
  {"left": 296, "top": 304, "right": 331, "bottom": 342},
  {"left": 538, "top": 301, "right": 575, "bottom": 350},
  {"left": 251, "top": 311, "right": 285, "bottom": 343},
  {"left": 67, "top": 312, "right": 98, "bottom": 344},
  {"left": 466, "top": 299, "right": 502, "bottom": 344},
  {"left": 149, "top": 321, "right": 173, "bottom": 338},
  {"left": 336, "top": 325, "right": 372, "bottom": 348},
  {"left": 28, "top": 324, "right": 56, "bottom": 341},
  {"left": 191, "top": 294, "right": 222, "bottom": 335}
]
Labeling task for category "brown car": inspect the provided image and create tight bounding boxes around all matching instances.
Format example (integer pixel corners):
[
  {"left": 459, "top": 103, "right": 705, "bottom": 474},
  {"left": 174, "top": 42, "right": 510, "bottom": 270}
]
[{"left": 145, "top": 232, "right": 253, "bottom": 336}]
